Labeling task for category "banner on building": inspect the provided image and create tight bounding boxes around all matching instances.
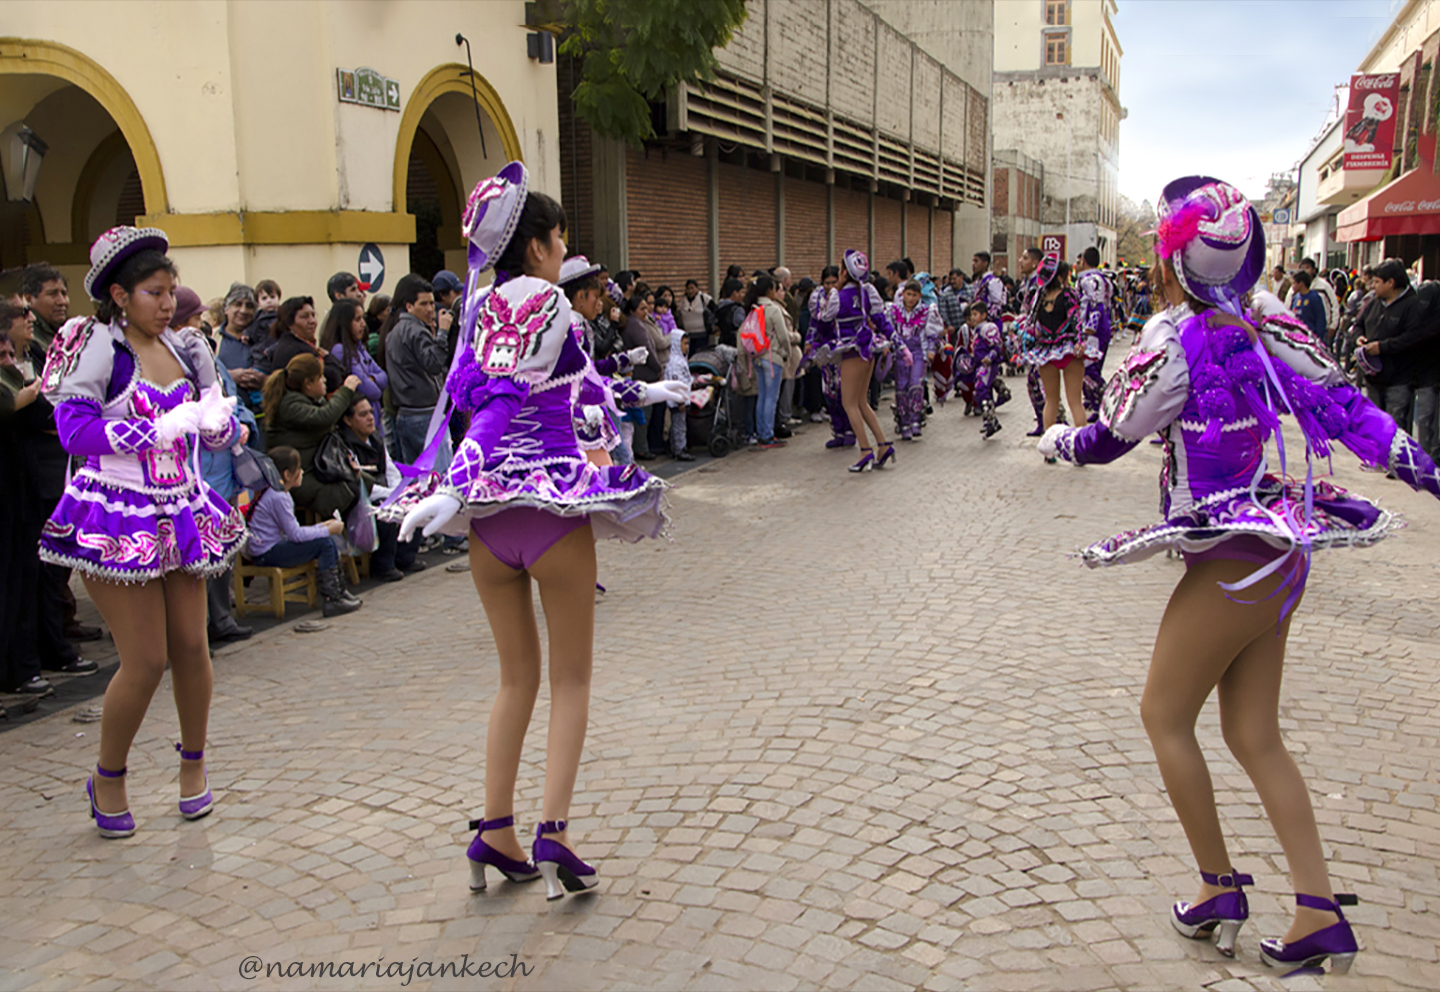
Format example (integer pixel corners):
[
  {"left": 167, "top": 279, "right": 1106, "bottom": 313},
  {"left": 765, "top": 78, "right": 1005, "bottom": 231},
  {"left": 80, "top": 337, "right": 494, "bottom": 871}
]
[{"left": 1343, "top": 73, "right": 1400, "bottom": 170}]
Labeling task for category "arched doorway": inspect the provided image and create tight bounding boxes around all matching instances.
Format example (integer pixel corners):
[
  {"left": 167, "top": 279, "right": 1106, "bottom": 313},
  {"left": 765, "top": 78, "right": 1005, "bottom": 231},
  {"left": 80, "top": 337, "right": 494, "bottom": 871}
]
[
  {"left": 394, "top": 64, "right": 522, "bottom": 279},
  {"left": 0, "top": 40, "right": 165, "bottom": 309}
]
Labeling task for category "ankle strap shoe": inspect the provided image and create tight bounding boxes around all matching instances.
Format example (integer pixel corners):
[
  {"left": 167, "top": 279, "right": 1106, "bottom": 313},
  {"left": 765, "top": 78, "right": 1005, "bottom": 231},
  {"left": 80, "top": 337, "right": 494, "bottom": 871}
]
[
  {"left": 1170, "top": 870, "right": 1254, "bottom": 958},
  {"left": 533, "top": 820, "right": 597, "bottom": 901},
  {"left": 465, "top": 815, "right": 539, "bottom": 891},
  {"left": 86, "top": 765, "right": 135, "bottom": 839},
  {"left": 175, "top": 743, "right": 214, "bottom": 820},
  {"left": 1260, "top": 893, "right": 1359, "bottom": 973}
]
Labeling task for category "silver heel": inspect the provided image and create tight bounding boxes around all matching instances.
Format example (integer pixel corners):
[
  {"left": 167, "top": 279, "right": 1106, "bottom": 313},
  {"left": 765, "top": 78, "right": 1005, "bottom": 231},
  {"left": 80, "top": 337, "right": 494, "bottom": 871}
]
[
  {"left": 1214, "top": 919, "right": 1243, "bottom": 957},
  {"left": 538, "top": 861, "right": 564, "bottom": 901},
  {"left": 1329, "top": 952, "right": 1356, "bottom": 975},
  {"left": 468, "top": 860, "right": 487, "bottom": 892}
]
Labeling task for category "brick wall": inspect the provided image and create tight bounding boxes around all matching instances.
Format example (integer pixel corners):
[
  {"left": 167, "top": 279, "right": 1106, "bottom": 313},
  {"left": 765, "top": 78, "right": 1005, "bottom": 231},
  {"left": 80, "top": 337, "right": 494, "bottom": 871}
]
[
  {"left": 718, "top": 159, "right": 777, "bottom": 276},
  {"left": 834, "top": 186, "right": 870, "bottom": 260},
  {"left": 903, "top": 200, "right": 929, "bottom": 272},
  {"left": 874, "top": 197, "right": 903, "bottom": 273},
  {"left": 625, "top": 147, "right": 711, "bottom": 291},
  {"left": 785, "top": 176, "right": 830, "bottom": 282},
  {"left": 994, "top": 167, "right": 1010, "bottom": 217},
  {"left": 934, "top": 209, "right": 953, "bottom": 273},
  {"left": 556, "top": 55, "right": 594, "bottom": 260}
]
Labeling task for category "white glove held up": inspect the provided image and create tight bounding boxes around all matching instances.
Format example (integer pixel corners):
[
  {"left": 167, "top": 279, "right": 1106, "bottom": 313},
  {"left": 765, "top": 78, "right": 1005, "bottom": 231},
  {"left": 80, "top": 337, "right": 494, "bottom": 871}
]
[
  {"left": 624, "top": 346, "right": 650, "bottom": 366},
  {"left": 644, "top": 380, "right": 690, "bottom": 406},
  {"left": 1038, "top": 424, "right": 1070, "bottom": 459},
  {"left": 155, "top": 401, "right": 204, "bottom": 447},
  {"left": 196, "top": 382, "right": 238, "bottom": 434},
  {"left": 400, "top": 492, "right": 463, "bottom": 542}
]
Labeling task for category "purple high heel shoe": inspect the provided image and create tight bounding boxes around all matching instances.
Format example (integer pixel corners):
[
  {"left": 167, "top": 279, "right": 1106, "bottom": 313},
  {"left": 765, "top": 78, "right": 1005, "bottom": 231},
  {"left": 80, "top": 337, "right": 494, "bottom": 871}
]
[
  {"left": 176, "top": 743, "right": 214, "bottom": 820},
  {"left": 1171, "top": 870, "right": 1252, "bottom": 957},
  {"left": 1260, "top": 893, "right": 1359, "bottom": 974},
  {"left": 466, "top": 816, "right": 540, "bottom": 891},
  {"left": 875, "top": 442, "right": 897, "bottom": 468},
  {"left": 86, "top": 765, "right": 135, "bottom": 838},
  {"left": 533, "top": 820, "right": 597, "bottom": 900},
  {"left": 848, "top": 448, "right": 874, "bottom": 473}
]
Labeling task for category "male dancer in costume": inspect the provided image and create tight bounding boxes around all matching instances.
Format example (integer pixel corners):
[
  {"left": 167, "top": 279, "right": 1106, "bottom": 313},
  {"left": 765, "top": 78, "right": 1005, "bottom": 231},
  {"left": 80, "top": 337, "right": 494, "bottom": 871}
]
[
  {"left": 1013, "top": 247, "right": 1049, "bottom": 436},
  {"left": 1074, "top": 247, "right": 1113, "bottom": 422},
  {"left": 966, "top": 252, "right": 1012, "bottom": 412}
]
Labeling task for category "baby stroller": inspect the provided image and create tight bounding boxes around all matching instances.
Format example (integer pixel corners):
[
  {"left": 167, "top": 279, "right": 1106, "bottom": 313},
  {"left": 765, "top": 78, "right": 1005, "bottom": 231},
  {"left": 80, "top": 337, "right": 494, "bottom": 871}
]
[{"left": 687, "top": 345, "right": 738, "bottom": 457}]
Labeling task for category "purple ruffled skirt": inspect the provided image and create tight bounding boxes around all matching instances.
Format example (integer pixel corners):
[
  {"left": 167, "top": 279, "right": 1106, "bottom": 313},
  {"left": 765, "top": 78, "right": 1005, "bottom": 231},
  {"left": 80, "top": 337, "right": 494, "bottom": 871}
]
[{"left": 39, "top": 470, "right": 248, "bottom": 584}]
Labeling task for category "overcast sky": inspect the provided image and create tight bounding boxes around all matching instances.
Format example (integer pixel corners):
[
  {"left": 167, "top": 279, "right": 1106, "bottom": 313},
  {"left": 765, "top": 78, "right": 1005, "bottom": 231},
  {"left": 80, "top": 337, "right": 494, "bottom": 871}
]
[{"left": 1117, "top": 0, "right": 1400, "bottom": 206}]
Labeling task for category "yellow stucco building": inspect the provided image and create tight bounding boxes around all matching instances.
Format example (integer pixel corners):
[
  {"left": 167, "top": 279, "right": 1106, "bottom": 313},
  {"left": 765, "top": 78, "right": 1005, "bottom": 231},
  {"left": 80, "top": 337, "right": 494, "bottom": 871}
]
[{"left": 2, "top": 0, "right": 559, "bottom": 311}]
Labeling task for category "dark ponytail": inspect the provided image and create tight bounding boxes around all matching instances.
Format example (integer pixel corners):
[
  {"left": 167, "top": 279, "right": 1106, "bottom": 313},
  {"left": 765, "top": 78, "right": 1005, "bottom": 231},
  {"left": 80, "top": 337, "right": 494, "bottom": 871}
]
[{"left": 492, "top": 191, "right": 567, "bottom": 283}]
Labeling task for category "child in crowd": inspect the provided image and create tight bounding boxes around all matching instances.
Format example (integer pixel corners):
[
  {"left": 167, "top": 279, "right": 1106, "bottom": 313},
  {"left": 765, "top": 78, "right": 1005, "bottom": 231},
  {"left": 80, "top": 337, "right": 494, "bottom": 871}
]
[
  {"left": 246, "top": 445, "right": 362, "bottom": 617},
  {"left": 663, "top": 326, "right": 694, "bottom": 460},
  {"left": 255, "top": 279, "right": 282, "bottom": 313},
  {"left": 964, "top": 301, "right": 1005, "bottom": 439}
]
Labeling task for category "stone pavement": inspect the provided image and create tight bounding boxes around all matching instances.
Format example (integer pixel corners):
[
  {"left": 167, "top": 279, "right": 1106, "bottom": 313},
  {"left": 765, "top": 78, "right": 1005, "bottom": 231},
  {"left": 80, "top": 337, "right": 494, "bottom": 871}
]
[{"left": 2, "top": 383, "right": 1439, "bottom": 991}]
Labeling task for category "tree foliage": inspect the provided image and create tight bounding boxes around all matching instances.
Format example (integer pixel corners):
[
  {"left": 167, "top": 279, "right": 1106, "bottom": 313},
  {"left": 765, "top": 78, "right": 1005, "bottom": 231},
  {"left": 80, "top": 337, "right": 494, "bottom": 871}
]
[
  {"left": 537, "top": 0, "right": 749, "bottom": 145},
  {"left": 1116, "top": 196, "right": 1157, "bottom": 268}
]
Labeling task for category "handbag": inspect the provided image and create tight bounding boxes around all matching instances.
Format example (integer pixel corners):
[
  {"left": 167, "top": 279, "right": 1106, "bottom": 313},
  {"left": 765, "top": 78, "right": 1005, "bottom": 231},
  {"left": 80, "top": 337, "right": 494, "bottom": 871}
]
[
  {"left": 231, "top": 443, "right": 284, "bottom": 493},
  {"left": 345, "top": 477, "right": 380, "bottom": 554},
  {"left": 312, "top": 429, "right": 360, "bottom": 485}
]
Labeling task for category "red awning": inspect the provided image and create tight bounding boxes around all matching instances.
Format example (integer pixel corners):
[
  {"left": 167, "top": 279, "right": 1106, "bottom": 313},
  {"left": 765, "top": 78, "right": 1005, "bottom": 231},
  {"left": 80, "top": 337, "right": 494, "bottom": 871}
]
[{"left": 1336, "top": 162, "right": 1440, "bottom": 242}]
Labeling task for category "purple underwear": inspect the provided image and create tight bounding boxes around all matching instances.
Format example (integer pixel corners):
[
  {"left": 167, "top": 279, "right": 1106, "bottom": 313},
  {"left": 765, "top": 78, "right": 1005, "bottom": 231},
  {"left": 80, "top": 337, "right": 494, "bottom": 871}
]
[
  {"left": 1181, "top": 533, "right": 1289, "bottom": 569},
  {"left": 471, "top": 507, "right": 589, "bottom": 571}
]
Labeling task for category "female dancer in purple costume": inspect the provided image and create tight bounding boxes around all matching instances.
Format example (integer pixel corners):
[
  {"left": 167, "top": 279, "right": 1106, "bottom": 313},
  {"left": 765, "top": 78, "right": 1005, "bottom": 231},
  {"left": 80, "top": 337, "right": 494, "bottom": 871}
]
[
  {"left": 39, "top": 227, "right": 247, "bottom": 837},
  {"left": 1040, "top": 177, "right": 1440, "bottom": 971},
  {"left": 393, "top": 164, "right": 682, "bottom": 901},
  {"left": 1023, "top": 260, "right": 1094, "bottom": 441},
  {"left": 810, "top": 250, "right": 897, "bottom": 472}
]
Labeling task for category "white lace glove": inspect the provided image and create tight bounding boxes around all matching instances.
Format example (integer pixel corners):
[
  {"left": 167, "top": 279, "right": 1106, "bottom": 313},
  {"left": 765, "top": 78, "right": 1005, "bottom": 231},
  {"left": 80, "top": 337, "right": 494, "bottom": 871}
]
[
  {"left": 369, "top": 484, "right": 392, "bottom": 502},
  {"left": 644, "top": 380, "right": 690, "bottom": 406},
  {"left": 399, "top": 492, "right": 463, "bottom": 541},
  {"left": 155, "top": 401, "right": 204, "bottom": 447},
  {"left": 624, "top": 346, "right": 650, "bottom": 366},
  {"left": 1038, "top": 424, "right": 1070, "bottom": 459},
  {"left": 196, "top": 382, "right": 238, "bottom": 434}
]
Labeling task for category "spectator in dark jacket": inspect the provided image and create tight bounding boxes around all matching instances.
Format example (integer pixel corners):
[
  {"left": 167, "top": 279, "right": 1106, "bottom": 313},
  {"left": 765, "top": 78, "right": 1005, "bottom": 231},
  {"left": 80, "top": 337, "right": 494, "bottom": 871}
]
[
  {"left": 1357, "top": 257, "right": 1440, "bottom": 454},
  {"left": 21, "top": 263, "right": 69, "bottom": 354},
  {"left": 380, "top": 274, "right": 452, "bottom": 467},
  {"left": 267, "top": 297, "right": 346, "bottom": 393},
  {"left": 339, "top": 397, "right": 423, "bottom": 581},
  {"left": 714, "top": 278, "right": 746, "bottom": 348},
  {"left": 1289, "top": 270, "right": 1327, "bottom": 340},
  {"left": 263, "top": 354, "right": 361, "bottom": 521}
]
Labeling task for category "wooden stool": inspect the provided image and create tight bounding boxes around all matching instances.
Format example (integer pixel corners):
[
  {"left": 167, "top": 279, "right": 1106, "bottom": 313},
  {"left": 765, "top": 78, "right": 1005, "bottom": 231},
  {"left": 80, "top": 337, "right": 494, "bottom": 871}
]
[
  {"left": 233, "top": 558, "right": 317, "bottom": 619},
  {"left": 340, "top": 552, "right": 370, "bottom": 586}
]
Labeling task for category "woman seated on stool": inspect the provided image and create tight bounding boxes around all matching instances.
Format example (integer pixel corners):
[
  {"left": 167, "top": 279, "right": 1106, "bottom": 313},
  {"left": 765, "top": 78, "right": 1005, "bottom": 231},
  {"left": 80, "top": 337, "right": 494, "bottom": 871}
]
[{"left": 246, "top": 445, "right": 362, "bottom": 617}]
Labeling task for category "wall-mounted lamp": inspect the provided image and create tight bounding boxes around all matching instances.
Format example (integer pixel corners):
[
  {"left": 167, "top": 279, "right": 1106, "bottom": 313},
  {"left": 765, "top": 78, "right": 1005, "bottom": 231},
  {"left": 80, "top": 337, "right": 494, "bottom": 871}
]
[
  {"left": 5, "top": 125, "right": 47, "bottom": 203},
  {"left": 527, "top": 31, "right": 555, "bottom": 64}
]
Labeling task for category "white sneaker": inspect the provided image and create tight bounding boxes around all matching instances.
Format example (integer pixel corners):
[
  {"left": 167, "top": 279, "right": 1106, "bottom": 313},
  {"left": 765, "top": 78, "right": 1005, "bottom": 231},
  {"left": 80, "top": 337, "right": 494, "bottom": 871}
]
[{"left": 809, "top": 413, "right": 826, "bottom": 423}]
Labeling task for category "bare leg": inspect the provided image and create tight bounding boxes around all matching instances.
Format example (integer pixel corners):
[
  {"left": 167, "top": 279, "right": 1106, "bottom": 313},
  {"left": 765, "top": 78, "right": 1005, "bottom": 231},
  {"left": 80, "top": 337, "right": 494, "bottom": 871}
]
[
  {"left": 1140, "top": 559, "right": 1289, "bottom": 909},
  {"left": 163, "top": 573, "right": 212, "bottom": 798},
  {"left": 1062, "top": 359, "right": 1088, "bottom": 429},
  {"left": 527, "top": 522, "right": 598, "bottom": 853},
  {"left": 82, "top": 576, "right": 168, "bottom": 814},
  {"left": 469, "top": 537, "right": 542, "bottom": 862},
  {"left": 1218, "top": 600, "right": 1340, "bottom": 942},
  {"left": 840, "top": 356, "right": 888, "bottom": 450},
  {"left": 1039, "top": 363, "right": 1061, "bottom": 430}
]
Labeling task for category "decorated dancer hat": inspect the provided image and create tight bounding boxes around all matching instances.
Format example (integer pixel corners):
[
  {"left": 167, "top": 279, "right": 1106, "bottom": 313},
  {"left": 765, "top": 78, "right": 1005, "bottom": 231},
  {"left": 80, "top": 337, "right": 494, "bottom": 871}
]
[
  {"left": 1156, "top": 176, "right": 1265, "bottom": 308},
  {"left": 843, "top": 249, "right": 870, "bottom": 282},
  {"left": 85, "top": 225, "right": 169, "bottom": 301},
  {"left": 558, "top": 254, "right": 603, "bottom": 287},
  {"left": 462, "top": 161, "right": 529, "bottom": 273}
]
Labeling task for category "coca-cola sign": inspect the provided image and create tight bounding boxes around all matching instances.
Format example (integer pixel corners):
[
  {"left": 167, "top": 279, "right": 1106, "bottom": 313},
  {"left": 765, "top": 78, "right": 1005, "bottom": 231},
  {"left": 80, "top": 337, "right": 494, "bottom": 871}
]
[{"left": 1343, "top": 73, "right": 1400, "bottom": 171}]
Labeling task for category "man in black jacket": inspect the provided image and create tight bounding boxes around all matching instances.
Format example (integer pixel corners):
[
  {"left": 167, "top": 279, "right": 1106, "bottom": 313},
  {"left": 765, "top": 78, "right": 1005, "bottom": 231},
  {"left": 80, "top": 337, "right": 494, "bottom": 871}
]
[{"left": 1357, "top": 258, "right": 1440, "bottom": 456}]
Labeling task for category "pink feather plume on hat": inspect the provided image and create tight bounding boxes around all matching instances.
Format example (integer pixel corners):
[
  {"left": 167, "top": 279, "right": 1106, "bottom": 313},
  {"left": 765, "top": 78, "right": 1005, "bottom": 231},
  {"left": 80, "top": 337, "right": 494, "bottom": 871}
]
[{"left": 1156, "top": 199, "right": 1210, "bottom": 259}]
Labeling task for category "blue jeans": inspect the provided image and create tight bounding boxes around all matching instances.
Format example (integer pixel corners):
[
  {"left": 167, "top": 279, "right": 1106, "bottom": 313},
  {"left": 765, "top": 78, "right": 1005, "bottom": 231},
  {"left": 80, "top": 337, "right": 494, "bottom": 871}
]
[
  {"left": 393, "top": 409, "right": 453, "bottom": 472},
  {"left": 755, "top": 360, "right": 783, "bottom": 441},
  {"left": 254, "top": 536, "right": 338, "bottom": 571}
]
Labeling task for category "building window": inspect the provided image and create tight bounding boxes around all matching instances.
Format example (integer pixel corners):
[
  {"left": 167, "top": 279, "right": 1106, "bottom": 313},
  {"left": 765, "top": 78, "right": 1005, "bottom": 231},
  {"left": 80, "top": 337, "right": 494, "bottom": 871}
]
[
  {"left": 1046, "top": 0, "right": 1069, "bottom": 26},
  {"left": 1044, "top": 31, "right": 1069, "bottom": 66}
]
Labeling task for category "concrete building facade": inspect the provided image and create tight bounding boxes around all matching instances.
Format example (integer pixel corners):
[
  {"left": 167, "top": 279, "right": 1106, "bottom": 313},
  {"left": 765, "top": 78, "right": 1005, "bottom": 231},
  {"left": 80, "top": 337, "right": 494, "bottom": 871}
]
[
  {"left": 990, "top": 148, "right": 1043, "bottom": 275},
  {"left": 1, "top": 0, "right": 558, "bottom": 313},
  {"left": 560, "top": 0, "right": 993, "bottom": 291},
  {"left": 991, "top": 0, "right": 1122, "bottom": 267}
]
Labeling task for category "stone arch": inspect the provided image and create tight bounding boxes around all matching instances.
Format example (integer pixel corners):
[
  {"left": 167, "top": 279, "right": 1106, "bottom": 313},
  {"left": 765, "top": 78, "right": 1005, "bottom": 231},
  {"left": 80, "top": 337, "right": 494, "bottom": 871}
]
[
  {"left": 392, "top": 62, "right": 523, "bottom": 214},
  {"left": 0, "top": 37, "right": 168, "bottom": 215}
]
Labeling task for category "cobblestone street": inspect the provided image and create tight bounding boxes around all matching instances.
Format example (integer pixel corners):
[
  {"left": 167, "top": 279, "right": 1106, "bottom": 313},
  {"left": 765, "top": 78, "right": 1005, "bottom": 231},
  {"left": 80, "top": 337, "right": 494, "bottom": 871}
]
[{"left": 2, "top": 387, "right": 1439, "bottom": 992}]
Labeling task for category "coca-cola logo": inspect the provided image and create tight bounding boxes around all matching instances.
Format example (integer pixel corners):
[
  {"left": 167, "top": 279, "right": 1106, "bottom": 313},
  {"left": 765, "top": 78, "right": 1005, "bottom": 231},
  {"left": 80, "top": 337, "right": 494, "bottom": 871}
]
[
  {"left": 1354, "top": 74, "right": 1398, "bottom": 91},
  {"left": 1382, "top": 198, "right": 1440, "bottom": 214}
]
